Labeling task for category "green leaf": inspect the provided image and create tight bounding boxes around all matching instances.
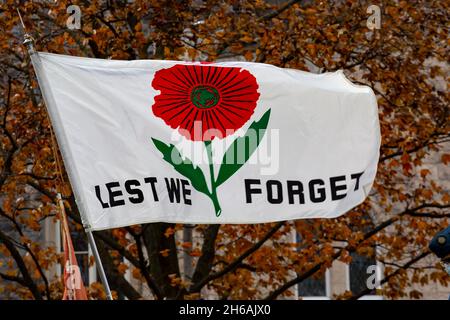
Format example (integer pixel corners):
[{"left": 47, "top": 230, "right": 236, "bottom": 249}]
[
  {"left": 215, "top": 109, "right": 271, "bottom": 187},
  {"left": 151, "top": 138, "right": 210, "bottom": 196}
]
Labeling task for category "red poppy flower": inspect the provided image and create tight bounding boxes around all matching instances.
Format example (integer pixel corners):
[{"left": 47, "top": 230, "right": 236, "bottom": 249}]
[{"left": 151, "top": 64, "right": 260, "bottom": 141}]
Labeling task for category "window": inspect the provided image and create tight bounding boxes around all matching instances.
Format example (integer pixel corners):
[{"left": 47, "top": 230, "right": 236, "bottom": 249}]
[
  {"left": 345, "top": 213, "right": 383, "bottom": 300},
  {"left": 297, "top": 269, "right": 331, "bottom": 299},
  {"left": 349, "top": 252, "right": 376, "bottom": 294},
  {"left": 298, "top": 276, "right": 326, "bottom": 296},
  {"left": 346, "top": 250, "right": 383, "bottom": 300}
]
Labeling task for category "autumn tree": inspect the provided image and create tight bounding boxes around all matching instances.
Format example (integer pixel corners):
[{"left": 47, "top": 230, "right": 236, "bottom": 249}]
[{"left": 0, "top": 0, "right": 448, "bottom": 299}]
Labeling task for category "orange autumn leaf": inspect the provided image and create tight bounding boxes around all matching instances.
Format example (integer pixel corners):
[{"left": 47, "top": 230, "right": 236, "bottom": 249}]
[
  {"left": 0, "top": 0, "right": 447, "bottom": 301},
  {"left": 159, "top": 249, "right": 170, "bottom": 257}
]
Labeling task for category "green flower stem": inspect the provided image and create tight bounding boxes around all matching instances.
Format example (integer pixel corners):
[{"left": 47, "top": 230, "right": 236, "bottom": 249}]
[{"left": 204, "top": 140, "right": 222, "bottom": 217}]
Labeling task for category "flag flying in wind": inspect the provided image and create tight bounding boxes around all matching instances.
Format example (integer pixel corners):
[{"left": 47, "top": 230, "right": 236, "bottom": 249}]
[
  {"left": 59, "top": 198, "right": 88, "bottom": 300},
  {"left": 32, "top": 52, "right": 380, "bottom": 231}
]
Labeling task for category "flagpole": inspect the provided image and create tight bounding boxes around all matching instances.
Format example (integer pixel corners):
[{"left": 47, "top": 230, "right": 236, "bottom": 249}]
[
  {"left": 17, "top": 10, "right": 113, "bottom": 300},
  {"left": 86, "top": 229, "right": 113, "bottom": 300}
]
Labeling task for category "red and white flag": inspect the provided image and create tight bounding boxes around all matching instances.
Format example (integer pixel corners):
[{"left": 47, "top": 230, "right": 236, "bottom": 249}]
[{"left": 59, "top": 198, "right": 88, "bottom": 300}]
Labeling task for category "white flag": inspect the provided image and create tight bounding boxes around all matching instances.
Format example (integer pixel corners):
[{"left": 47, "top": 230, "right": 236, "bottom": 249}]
[{"left": 32, "top": 52, "right": 380, "bottom": 230}]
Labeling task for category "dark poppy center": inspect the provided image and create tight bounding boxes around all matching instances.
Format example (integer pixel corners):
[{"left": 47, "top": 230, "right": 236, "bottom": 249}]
[{"left": 191, "top": 85, "right": 220, "bottom": 109}]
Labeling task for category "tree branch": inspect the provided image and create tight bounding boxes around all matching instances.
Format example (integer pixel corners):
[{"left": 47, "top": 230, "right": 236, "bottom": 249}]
[
  {"left": 259, "top": 0, "right": 302, "bottom": 20},
  {"left": 350, "top": 251, "right": 431, "bottom": 300},
  {"left": 264, "top": 203, "right": 442, "bottom": 299},
  {"left": 0, "top": 230, "right": 43, "bottom": 299},
  {"left": 132, "top": 231, "right": 164, "bottom": 299},
  {"left": 0, "top": 272, "right": 27, "bottom": 287},
  {"left": 189, "top": 221, "right": 285, "bottom": 294},
  {"left": 95, "top": 235, "right": 142, "bottom": 300}
]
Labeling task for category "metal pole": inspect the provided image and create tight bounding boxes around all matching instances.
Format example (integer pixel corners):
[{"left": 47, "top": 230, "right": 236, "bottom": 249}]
[
  {"left": 17, "top": 9, "right": 114, "bottom": 300},
  {"left": 86, "top": 230, "right": 114, "bottom": 300}
]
